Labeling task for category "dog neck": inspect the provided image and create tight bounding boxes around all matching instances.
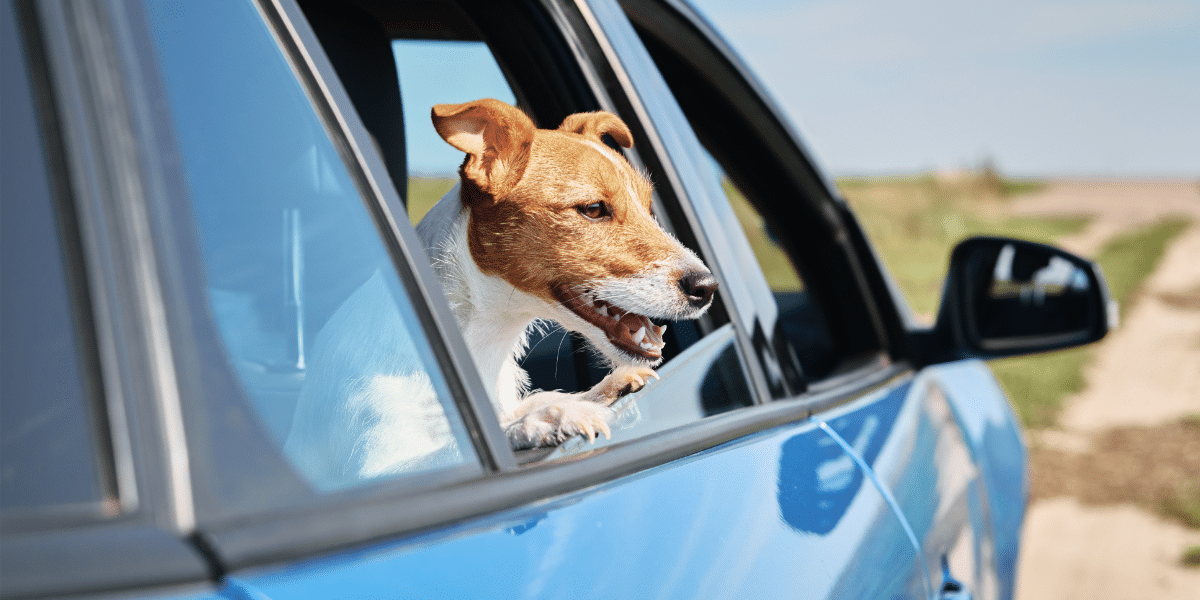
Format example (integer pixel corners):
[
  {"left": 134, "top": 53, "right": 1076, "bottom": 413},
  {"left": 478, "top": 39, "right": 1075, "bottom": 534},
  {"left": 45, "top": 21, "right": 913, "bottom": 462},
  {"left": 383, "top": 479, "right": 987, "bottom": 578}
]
[{"left": 417, "top": 183, "right": 540, "bottom": 415}]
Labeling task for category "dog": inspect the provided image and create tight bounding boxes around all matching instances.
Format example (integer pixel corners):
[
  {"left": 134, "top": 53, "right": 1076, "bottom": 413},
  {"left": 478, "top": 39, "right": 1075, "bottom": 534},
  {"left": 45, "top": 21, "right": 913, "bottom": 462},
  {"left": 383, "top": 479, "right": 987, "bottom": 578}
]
[
  {"left": 418, "top": 98, "right": 717, "bottom": 449},
  {"left": 285, "top": 99, "right": 716, "bottom": 488}
]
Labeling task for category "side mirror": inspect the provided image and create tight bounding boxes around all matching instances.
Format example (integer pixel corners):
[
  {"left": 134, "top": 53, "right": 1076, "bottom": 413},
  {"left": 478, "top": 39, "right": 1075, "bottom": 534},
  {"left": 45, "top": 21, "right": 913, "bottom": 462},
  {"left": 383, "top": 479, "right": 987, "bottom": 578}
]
[{"left": 912, "top": 236, "right": 1117, "bottom": 365}]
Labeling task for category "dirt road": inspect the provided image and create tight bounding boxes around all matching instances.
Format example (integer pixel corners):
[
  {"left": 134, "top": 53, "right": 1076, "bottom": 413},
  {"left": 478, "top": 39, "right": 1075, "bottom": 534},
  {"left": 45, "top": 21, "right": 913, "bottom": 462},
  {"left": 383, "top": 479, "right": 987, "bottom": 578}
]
[{"left": 1006, "top": 179, "right": 1200, "bottom": 599}]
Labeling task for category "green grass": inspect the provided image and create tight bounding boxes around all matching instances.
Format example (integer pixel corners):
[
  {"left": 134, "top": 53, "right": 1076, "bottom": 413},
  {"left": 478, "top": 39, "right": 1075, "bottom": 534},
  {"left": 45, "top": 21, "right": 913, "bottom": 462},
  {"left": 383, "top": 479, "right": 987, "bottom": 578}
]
[
  {"left": 989, "top": 348, "right": 1092, "bottom": 429},
  {"left": 1160, "top": 479, "right": 1200, "bottom": 530},
  {"left": 406, "top": 176, "right": 458, "bottom": 225},
  {"left": 1182, "top": 545, "right": 1200, "bottom": 568},
  {"left": 838, "top": 174, "right": 1085, "bottom": 316},
  {"left": 1092, "top": 218, "right": 1191, "bottom": 320},
  {"left": 721, "top": 179, "right": 805, "bottom": 292},
  {"left": 999, "top": 179, "right": 1047, "bottom": 197},
  {"left": 1183, "top": 413, "right": 1200, "bottom": 429}
]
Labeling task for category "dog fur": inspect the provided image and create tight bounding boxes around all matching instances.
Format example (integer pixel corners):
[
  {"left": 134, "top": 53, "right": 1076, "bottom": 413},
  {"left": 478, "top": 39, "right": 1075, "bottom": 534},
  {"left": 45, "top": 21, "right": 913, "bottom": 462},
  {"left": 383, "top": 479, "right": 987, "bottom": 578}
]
[
  {"left": 284, "top": 99, "right": 715, "bottom": 488},
  {"left": 418, "top": 99, "right": 716, "bottom": 449}
]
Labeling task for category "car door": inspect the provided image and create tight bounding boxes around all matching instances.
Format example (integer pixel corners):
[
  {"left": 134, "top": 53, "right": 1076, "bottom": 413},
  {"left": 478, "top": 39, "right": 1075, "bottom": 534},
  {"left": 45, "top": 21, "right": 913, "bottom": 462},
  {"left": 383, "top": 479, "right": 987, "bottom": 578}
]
[
  {"left": 195, "top": 1, "right": 926, "bottom": 599},
  {"left": 2, "top": 0, "right": 942, "bottom": 598}
]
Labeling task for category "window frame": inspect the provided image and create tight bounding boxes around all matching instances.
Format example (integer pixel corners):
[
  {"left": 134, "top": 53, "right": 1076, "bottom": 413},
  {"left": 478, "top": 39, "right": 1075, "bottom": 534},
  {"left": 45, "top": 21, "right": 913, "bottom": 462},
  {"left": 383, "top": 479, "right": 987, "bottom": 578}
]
[
  {"left": 122, "top": 0, "right": 499, "bottom": 524},
  {"left": 0, "top": 0, "right": 115, "bottom": 526}
]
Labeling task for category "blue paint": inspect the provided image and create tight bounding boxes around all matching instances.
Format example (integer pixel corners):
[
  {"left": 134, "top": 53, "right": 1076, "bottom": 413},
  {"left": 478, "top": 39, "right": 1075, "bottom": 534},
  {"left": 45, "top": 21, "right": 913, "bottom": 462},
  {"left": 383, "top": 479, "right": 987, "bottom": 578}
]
[{"left": 818, "top": 420, "right": 934, "bottom": 599}]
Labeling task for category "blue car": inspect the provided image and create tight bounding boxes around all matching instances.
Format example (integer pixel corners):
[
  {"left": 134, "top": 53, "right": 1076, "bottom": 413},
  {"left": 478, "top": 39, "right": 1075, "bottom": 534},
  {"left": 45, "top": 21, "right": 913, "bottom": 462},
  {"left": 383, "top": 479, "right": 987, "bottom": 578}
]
[{"left": 0, "top": 0, "right": 1113, "bottom": 598}]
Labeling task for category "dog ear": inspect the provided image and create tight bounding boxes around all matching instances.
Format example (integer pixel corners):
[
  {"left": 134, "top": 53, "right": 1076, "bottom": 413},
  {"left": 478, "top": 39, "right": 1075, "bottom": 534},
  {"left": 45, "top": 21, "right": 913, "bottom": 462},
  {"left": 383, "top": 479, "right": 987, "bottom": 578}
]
[
  {"left": 431, "top": 99, "right": 535, "bottom": 199},
  {"left": 558, "top": 111, "right": 634, "bottom": 149}
]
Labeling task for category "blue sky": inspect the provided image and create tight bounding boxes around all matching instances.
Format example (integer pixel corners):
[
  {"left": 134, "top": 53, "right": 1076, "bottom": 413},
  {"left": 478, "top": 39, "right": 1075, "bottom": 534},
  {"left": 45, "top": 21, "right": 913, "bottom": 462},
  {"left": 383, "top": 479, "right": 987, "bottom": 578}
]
[
  {"left": 397, "top": 1, "right": 1199, "bottom": 178},
  {"left": 688, "top": 0, "right": 1200, "bottom": 177}
]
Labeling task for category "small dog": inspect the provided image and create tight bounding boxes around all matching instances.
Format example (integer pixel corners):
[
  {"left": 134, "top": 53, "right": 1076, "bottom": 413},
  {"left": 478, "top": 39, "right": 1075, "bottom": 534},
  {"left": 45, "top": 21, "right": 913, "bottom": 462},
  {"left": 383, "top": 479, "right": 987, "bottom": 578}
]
[
  {"left": 418, "top": 99, "right": 717, "bottom": 449},
  {"left": 285, "top": 99, "right": 715, "bottom": 487}
]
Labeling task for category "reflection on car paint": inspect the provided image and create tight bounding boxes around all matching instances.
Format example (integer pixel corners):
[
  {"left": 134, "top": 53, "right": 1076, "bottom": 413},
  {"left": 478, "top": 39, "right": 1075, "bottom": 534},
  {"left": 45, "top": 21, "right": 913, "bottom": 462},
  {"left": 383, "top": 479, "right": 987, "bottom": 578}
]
[{"left": 241, "top": 396, "right": 927, "bottom": 600}]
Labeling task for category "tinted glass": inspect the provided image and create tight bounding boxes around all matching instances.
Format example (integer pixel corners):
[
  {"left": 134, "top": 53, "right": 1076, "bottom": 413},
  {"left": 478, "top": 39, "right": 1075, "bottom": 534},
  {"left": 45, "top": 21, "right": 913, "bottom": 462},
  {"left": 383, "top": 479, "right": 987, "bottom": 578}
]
[
  {"left": 698, "top": 149, "right": 837, "bottom": 383},
  {"left": 0, "top": 3, "right": 111, "bottom": 516},
  {"left": 143, "top": 0, "right": 476, "bottom": 491}
]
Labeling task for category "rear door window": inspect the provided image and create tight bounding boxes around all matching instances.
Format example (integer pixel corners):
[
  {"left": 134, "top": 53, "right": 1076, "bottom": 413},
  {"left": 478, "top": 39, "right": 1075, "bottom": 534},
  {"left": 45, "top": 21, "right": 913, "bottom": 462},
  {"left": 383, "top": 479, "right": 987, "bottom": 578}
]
[
  {"left": 142, "top": 0, "right": 478, "bottom": 493},
  {"left": 370, "top": 1, "right": 757, "bottom": 458}
]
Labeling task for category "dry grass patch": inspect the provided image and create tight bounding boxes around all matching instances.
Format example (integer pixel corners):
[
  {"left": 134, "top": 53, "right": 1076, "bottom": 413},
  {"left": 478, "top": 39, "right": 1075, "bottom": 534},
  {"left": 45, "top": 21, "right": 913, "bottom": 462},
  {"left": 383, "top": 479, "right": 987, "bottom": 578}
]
[{"left": 1030, "top": 416, "right": 1200, "bottom": 530}]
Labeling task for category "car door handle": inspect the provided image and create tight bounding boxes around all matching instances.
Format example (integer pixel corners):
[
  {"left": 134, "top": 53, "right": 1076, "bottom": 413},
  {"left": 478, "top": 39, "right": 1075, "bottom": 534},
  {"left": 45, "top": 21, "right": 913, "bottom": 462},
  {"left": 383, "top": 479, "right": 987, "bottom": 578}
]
[{"left": 939, "top": 555, "right": 972, "bottom": 600}]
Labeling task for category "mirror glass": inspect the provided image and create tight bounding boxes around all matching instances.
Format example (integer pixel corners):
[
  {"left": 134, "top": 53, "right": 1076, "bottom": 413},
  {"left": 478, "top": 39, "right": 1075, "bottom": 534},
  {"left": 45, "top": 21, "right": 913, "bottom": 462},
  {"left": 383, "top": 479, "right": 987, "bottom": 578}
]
[{"left": 960, "top": 239, "right": 1101, "bottom": 351}]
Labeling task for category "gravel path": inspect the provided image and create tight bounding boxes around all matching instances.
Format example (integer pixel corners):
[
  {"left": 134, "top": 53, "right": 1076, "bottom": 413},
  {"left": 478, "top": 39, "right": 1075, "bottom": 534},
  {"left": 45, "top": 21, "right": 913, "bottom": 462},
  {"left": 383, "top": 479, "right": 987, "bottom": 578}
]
[{"left": 1006, "top": 179, "right": 1200, "bottom": 600}]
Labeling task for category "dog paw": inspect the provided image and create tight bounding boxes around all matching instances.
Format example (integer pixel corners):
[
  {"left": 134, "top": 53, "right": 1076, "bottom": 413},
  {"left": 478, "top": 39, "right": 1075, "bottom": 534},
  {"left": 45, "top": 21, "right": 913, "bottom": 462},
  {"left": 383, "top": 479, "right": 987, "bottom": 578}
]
[
  {"left": 593, "top": 365, "right": 659, "bottom": 406},
  {"left": 505, "top": 399, "right": 614, "bottom": 449}
]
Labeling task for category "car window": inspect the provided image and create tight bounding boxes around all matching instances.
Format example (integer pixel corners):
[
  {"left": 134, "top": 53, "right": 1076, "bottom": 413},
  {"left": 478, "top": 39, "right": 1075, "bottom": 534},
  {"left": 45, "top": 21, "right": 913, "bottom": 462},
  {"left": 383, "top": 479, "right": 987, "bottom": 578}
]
[
  {"left": 696, "top": 148, "right": 839, "bottom": 384},
  {"left": 142, "top": 0, "right": 477, "bottom": 492},
  {"left": 0, "top": 3, "right": 114, "bottom": 521},
  {"left": 336, "top": 1, "right": 758, "bottom": 457}
]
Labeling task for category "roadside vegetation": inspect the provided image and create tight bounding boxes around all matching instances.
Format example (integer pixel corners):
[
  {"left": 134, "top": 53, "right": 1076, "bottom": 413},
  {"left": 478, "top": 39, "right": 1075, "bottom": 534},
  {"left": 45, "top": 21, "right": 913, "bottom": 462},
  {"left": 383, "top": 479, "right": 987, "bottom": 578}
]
[
  {"left": 838, "top": 173, "right": 1191, "bottom": 429},
  {"left": 840, "top": 172, "right": 1200, "bottom": 552},
  {"left": 407, "top": 176, "right": 458, "bottom": 225},
  {"left": 839, "top": 172, "right": 1083, "bottom": 318}
]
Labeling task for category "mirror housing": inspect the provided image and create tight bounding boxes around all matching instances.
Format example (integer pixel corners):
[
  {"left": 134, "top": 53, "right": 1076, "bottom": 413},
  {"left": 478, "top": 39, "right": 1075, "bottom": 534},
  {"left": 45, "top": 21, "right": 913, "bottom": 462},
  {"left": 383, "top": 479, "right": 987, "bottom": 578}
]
[{"left": 911, "top": 236, "right": 1117, "bottom": 366}]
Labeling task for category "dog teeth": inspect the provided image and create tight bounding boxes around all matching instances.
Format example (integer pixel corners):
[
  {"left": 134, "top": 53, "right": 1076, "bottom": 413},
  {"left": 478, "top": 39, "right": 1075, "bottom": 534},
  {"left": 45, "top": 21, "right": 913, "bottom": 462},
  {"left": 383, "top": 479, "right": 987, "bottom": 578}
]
[
  {"left": 640, "top": 342, "right": 652, "bottom": 350},
  {"left": 632, "top": 326, "right": 646, "bottom": 344},
  {"left": 655, "top": 324, "right": 667, "bottom": 336},
  {"left": 597, "top": 304, "right": 608, "bottom": 317}
]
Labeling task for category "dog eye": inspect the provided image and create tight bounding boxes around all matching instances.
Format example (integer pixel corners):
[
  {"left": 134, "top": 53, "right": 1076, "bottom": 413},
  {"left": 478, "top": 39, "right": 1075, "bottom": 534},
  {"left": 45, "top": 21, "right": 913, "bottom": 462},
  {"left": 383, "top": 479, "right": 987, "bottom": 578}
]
[{"left": 577, "top": 201, "right": 610, "bottom": 220}]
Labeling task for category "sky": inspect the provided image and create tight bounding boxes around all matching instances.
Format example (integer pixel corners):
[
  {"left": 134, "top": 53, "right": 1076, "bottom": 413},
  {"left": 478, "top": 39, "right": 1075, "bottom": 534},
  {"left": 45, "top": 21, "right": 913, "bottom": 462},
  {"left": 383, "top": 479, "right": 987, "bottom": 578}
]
[
  {"left": 688, "top": 0, "right": 1200, "bottom": 177},
  {"left": 396, "top": 1, "right": 1199, "bottom": 178}
]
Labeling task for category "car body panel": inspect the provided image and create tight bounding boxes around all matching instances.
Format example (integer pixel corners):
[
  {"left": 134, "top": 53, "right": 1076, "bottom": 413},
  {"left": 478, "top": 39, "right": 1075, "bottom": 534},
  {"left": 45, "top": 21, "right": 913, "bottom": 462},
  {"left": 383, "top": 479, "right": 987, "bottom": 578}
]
[{"left": 232, "top": 386, "right": 927, "bottom": 600}]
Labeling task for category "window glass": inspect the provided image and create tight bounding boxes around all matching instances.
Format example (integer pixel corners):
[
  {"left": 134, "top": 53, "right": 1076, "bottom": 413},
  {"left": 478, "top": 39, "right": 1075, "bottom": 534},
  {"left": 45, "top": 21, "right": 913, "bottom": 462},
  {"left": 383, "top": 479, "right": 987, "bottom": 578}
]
[
  {"left": 143, "top": 0, "right": 475, "bottom": 491},
  {"left": 699, "top": 148, "right": 838, "bottom": 383},
  {"left": 701, "top": 153, "right": 805, "bottom": 294},
  {"left": 0, "top": 2, "right": 112, "bottom": 517}
]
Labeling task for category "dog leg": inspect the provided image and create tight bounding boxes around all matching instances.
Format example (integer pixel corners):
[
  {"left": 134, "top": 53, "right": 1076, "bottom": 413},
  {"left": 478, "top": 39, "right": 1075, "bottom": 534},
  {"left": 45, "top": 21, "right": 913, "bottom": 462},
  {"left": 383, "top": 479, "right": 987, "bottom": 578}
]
[{"left": 503, "top": 365, "right": 658, "bottom": 449}]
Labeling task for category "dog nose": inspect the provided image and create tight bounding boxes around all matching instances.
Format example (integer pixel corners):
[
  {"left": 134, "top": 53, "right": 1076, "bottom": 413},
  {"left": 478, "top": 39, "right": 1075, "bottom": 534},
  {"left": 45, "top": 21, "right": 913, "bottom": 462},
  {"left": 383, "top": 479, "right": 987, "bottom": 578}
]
[{"left": 679, "top": 271, "right": 718, "bottom": 308}]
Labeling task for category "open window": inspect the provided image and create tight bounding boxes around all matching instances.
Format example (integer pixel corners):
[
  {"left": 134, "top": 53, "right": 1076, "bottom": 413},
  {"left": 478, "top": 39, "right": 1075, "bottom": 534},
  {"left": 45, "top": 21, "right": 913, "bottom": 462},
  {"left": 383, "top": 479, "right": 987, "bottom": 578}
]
[{"left": 296, "top": 0, "right": 757, "bottom": 457}]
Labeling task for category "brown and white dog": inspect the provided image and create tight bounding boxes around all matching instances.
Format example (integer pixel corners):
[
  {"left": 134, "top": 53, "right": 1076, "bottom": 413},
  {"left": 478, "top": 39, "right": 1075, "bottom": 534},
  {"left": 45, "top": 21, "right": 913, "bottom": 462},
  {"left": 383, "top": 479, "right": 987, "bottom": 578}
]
[
  {"left": 417, "top": 98, "right": 718, "bottom": 449},
  {"left": 284, "top": 99, "right": 717, "bottom": 488}
]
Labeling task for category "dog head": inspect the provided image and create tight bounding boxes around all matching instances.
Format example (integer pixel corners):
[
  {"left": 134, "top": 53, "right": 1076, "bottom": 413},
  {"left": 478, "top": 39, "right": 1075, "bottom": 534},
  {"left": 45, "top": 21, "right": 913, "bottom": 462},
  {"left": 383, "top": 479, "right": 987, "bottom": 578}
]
[{"left": 432, "top": 98, "right": 717, "bottom": 367}]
